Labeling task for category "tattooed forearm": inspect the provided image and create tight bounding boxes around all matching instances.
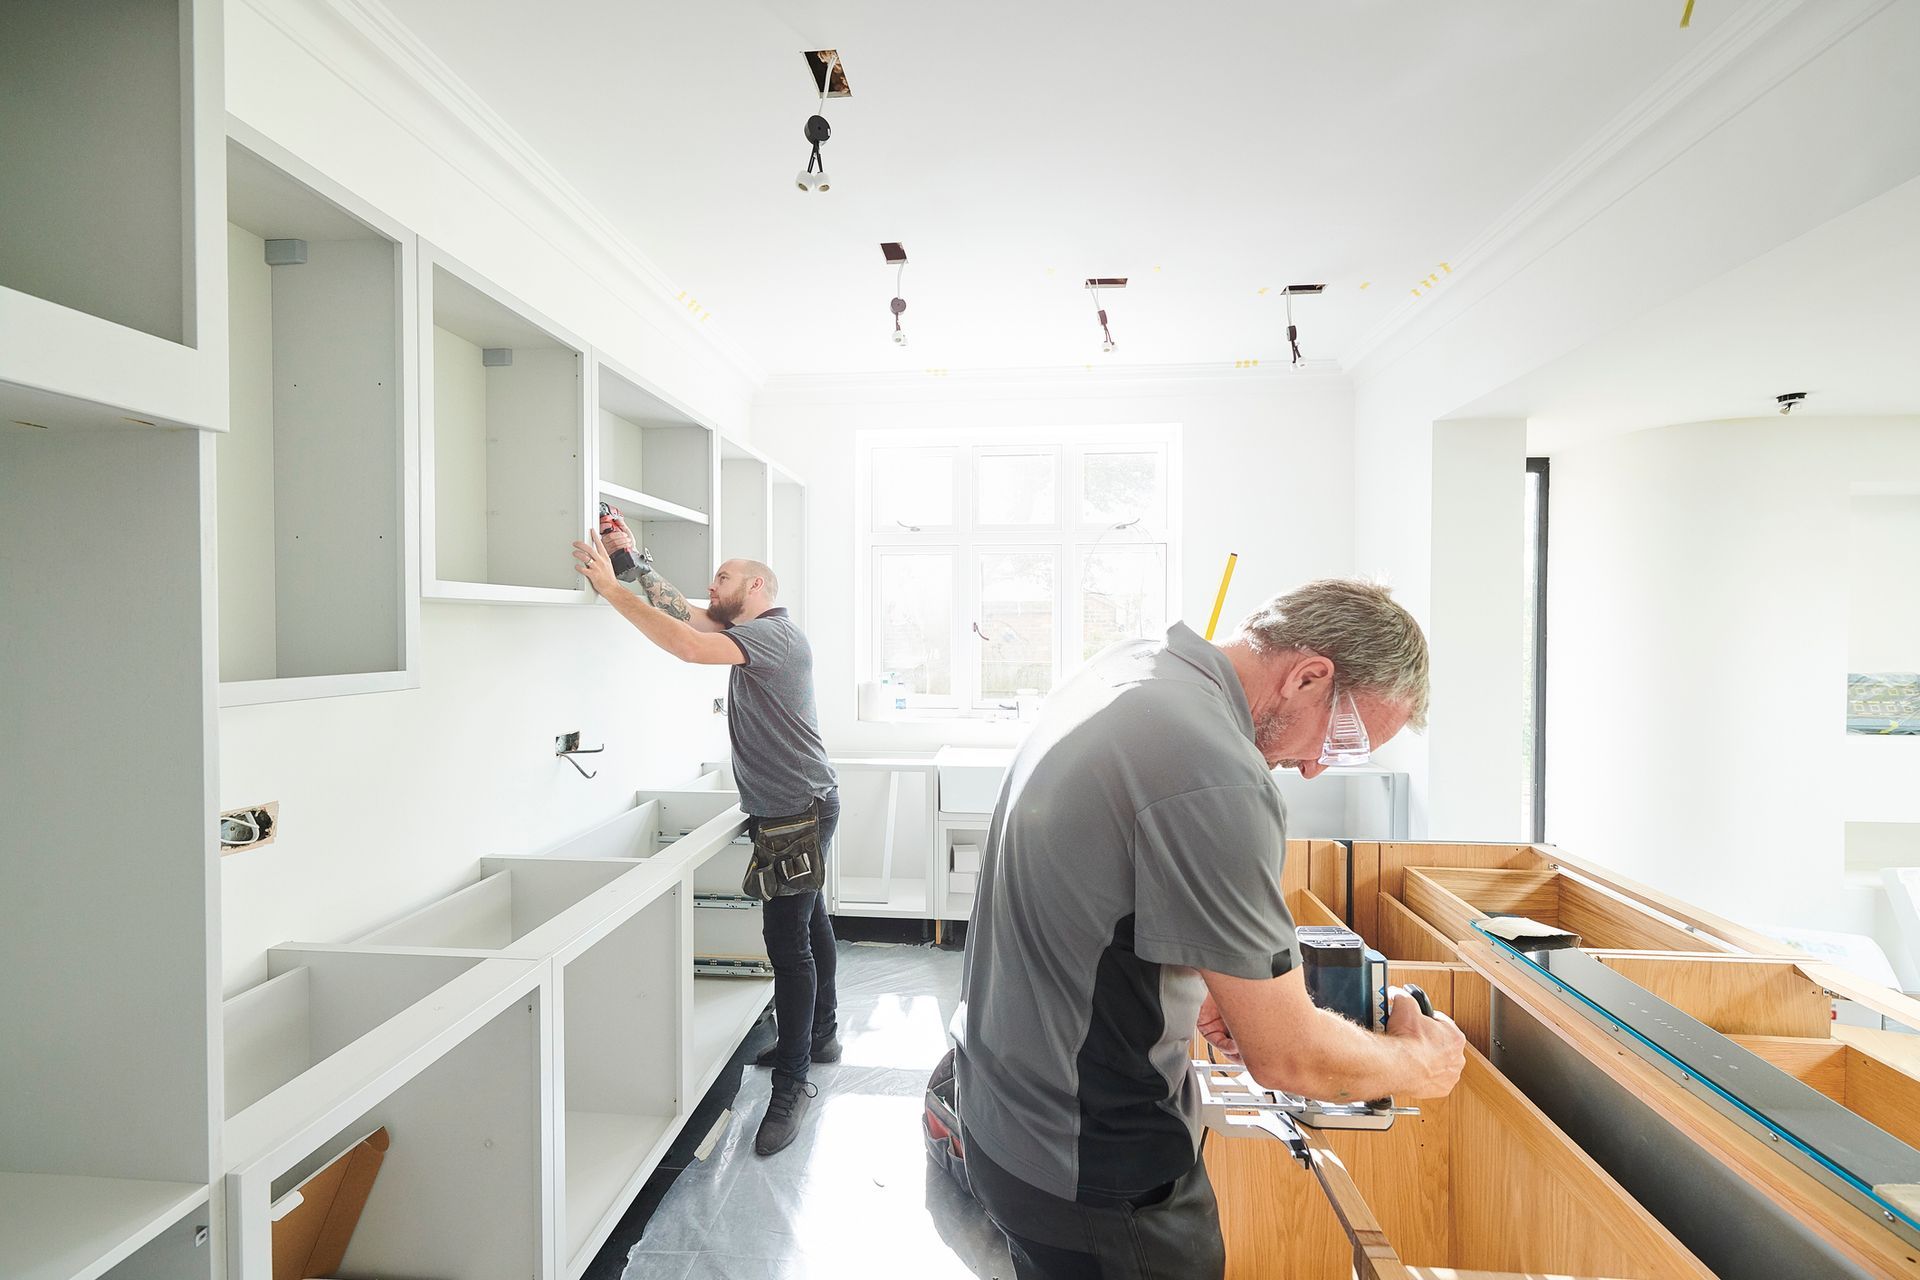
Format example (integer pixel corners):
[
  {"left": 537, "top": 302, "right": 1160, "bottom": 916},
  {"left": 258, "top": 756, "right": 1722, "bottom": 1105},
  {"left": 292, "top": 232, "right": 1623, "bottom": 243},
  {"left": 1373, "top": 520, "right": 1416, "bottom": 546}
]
[{"left": 637, "top": 566, "right": 693, "bottom": 621}]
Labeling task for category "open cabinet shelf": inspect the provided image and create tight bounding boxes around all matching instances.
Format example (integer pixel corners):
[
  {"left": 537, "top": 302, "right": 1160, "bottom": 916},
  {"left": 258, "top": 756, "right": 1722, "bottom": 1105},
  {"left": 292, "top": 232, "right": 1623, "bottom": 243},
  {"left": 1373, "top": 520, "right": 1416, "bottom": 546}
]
[
  {"left": 218, "top": 131, "right": 417, "bottom": 705},
  {"left": 555, "top": 888, "right": 683, "bottom": 1273},
  {"left": 222, "top": 949, "right": 489, "bottom": 1122},
  {"left": 422, "top": 246, "right": 588, "bottom": 604},
  {"left": 594, "top": 358, "right": 715, "bottom": 598},
  {"left": 2, "top": 428, "right": 221, "bottom": 1277},
  {"left": 0, "top": 1176, "right": 210, "bottom": 1280},
  {"left": 690, "top": 974, "right": 776, "bottom": 1098},
  {"left": 225, "top": 960, "right": 549, "bottom": 1280},
  {"left": 0, "top": 0, "right": 226, "bottom": 434}
]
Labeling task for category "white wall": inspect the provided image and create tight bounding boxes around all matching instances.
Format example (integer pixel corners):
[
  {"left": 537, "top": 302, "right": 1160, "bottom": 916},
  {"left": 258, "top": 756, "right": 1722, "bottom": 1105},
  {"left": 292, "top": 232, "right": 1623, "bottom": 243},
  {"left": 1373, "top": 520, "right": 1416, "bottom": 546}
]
[
  {"left": 1428, "top": 419, "right": 1529, "bottom": 839},
  {"left": 1850, "top": 493, "right": 1920, "bottom": 672},
  {"left": 752, "top": 370, "right": 1354, "bottom": 756},
  {"left": 217, "top": 3, "right": 756, "bottom": 990},
  {"left": 1350, "top": 0, "right": 1920, "bottom": 837},
  {"left": 1546, "top": 418, "right": 1920, "bottom": 950}
]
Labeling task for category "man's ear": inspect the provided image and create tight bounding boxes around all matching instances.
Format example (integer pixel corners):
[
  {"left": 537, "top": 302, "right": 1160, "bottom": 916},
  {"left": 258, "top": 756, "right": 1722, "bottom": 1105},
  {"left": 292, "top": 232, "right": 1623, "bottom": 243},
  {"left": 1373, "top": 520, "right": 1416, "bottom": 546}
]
[{"left": 1279, "top": 652, "right": 1335, "bottom": 698}]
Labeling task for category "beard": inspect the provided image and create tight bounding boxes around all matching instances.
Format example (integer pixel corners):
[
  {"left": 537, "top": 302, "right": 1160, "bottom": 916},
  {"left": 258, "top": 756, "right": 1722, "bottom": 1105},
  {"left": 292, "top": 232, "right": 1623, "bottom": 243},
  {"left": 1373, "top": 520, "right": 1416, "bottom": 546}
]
[
  {"left": 1254, "top": 708, "right": 1304, "bottom": 770},
  {"left": 706, "top": 592, "right": 744, "bottom": 626}
]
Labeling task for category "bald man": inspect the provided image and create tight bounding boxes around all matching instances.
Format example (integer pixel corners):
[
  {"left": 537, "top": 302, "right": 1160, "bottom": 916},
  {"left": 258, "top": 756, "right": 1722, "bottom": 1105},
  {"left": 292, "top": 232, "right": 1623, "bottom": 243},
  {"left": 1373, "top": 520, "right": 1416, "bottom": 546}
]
[{"left": 575, "top": 536, "right": 840, "bottom": 1157}]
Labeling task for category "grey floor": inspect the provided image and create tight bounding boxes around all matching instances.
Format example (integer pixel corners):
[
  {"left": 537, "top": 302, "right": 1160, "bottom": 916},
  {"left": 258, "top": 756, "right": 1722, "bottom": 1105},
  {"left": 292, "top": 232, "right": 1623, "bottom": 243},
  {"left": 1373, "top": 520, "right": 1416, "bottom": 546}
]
[{"left": 605, "top": 942, "right": 1014, "bottom": 1279}]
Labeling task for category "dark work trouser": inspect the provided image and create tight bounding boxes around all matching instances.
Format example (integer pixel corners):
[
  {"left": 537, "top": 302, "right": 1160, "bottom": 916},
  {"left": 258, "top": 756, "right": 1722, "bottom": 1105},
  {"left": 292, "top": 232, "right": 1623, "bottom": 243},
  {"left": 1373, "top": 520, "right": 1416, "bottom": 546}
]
[
  {"left": 964, "top": 1131, "right": 1226, "bottom": 1280},
  {"left": 758, "top": 788, "right": 840, "bottom": 1083}
]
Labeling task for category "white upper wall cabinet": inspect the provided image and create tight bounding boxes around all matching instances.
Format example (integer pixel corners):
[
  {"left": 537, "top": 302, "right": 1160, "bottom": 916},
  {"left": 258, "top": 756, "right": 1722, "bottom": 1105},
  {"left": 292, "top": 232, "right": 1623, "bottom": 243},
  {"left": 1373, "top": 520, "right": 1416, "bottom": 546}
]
[
  {"left": 593, "top": 358, "right": 715, "bottom": 600},
  {"left": 0, "top": 0, "right": 229, "bottom": 433},
  {"left": 770, "top": 463, "right": 807, "bottom": 625},
  {"left": 719, "top": 436, "right": 772, "bottom": 566},
  {"left": 422, "top": 245, "right": 590, "bottom": 604},
  {"left": 219, "top": 130, "right": 419, "bottom": 705}
]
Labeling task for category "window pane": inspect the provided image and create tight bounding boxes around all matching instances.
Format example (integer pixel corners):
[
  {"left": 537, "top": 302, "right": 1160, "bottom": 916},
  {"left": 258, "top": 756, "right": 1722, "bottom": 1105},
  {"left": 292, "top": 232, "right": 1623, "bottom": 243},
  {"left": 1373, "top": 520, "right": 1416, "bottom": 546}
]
[
  {"left": 976, "top": 451, "right": 1057, "bottom": 526},
  {"left": 1081, "top": 546, "right": 1167, "bottom": 659},
  {"left": 978, "top": 551, "right": 1055, "bottom": 699},
  {"left": 871, "top": 449, "right": 955, "bottom": 531},
  {"left": 1081, "top": 451, "right": 1164, "bottom": 527},
  {"left": 877, "top": 552, "right": 952, "bottom": 696}
]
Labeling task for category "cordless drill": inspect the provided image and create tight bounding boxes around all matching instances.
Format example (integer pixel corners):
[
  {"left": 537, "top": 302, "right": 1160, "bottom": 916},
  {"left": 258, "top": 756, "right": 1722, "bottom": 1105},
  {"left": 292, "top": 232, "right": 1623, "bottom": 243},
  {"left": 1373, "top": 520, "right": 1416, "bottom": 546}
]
[{"left": 598, "top": 502, "right": 643, "bottom": 582}]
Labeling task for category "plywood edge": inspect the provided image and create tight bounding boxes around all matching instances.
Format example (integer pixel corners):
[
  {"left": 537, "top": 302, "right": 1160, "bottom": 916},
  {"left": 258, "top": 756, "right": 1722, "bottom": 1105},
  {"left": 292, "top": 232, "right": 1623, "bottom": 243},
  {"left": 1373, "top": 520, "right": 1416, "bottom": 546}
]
[{"left": 1458, "top": 940, "right": 1920, "bottom": 1280}]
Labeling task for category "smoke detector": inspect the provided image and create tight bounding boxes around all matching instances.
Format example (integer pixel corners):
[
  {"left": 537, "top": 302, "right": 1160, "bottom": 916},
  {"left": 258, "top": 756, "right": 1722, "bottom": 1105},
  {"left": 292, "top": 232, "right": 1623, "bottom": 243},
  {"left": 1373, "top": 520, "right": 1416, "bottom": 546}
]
[{"left": 1777, "top": 391, "right": 1808, "bottom": 415}]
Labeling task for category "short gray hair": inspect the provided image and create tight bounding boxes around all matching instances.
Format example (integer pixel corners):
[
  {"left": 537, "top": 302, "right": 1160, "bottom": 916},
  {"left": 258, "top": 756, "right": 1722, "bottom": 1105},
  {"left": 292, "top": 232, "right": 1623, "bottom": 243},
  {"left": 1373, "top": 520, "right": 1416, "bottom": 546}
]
[
  {"left": 1232, "top": 579, "right": 1429, "bottom": 728},
  {"left": 739, "top": 559, "right": 779, "bottom": 602}
]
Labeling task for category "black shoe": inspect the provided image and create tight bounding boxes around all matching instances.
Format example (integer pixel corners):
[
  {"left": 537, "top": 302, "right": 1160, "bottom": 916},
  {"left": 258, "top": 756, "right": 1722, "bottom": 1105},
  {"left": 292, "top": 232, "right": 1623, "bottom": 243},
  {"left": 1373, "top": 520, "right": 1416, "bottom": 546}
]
[
  {"left": 753, "top": 1033, "right": 841, "bottom": 1068},
  {"left": 754, "top": 1076, "right": 818, "bottom": 1156}
]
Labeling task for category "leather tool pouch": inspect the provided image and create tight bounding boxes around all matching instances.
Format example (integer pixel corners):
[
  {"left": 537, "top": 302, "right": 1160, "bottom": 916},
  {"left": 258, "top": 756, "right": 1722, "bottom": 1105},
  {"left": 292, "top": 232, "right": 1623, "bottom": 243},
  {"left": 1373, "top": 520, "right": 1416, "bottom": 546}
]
[{"left": 743, "top": 800, "right": 825, "bottom": 900}]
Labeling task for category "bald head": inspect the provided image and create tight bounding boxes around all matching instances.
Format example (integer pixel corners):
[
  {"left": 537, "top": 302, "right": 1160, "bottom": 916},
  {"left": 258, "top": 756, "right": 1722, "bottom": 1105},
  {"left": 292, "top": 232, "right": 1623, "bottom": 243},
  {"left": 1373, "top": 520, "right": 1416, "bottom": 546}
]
[
  {"left": 736, "top": 559, "right": 779, "bottom": 602},
  {"left": 705, "top": 558, "right": 781, "bottom": 626}
]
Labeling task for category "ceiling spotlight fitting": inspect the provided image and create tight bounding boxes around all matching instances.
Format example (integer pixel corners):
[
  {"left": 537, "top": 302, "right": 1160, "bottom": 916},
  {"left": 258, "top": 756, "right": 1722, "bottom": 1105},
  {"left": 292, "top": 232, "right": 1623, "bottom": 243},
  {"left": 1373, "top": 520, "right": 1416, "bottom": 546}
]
[
  {"left": 885, "top": 243, "right": 909, "bottom": 347},
  {"left": 1086, "top": 278, "right": 1126, "bottom": 354},
  {"left": 796, "top": 55, "right": 838, "bottom": 192},
  {"left": 1280, "top": 284, "right": 1325, "bottom": 366},
  {"left": 1777, "top": 391, "right": 1808, "bottom": 415}
]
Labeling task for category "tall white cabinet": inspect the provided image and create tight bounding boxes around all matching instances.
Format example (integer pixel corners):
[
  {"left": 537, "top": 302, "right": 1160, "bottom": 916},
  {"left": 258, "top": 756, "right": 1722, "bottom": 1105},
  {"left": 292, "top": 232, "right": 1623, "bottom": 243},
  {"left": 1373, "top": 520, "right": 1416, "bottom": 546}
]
[
  {"left": 2, "top": 3, "right": 228, "bottom": 1277},
  {"left": 1, "top": 8, "right": 816, "bottom": 1276}
]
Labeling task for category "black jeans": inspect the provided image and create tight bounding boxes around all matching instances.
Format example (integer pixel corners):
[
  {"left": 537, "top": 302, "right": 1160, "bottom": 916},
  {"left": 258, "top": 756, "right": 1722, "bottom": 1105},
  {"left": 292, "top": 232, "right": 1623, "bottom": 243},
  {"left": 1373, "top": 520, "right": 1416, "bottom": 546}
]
[
  {"left": 757, "top": 789, "right": 839, "bottom": 1083},
  {"left": 964, "top": 1132, "right": 1226, "bottom": 1280}
]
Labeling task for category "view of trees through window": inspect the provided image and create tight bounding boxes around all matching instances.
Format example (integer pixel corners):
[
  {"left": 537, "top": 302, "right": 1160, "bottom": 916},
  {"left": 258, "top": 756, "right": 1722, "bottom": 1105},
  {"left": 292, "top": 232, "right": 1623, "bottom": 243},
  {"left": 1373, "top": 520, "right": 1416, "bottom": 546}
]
[{"left": 863, "top": 434, "right": 1176, "bottom": 712}]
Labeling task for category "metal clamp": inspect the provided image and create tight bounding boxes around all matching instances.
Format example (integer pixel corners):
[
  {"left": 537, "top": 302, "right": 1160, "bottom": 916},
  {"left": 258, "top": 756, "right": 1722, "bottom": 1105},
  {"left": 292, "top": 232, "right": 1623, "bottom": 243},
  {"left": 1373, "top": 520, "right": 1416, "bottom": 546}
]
[{"left": 1193, "top": 1060, "right": 1417, "bottom": 1167}]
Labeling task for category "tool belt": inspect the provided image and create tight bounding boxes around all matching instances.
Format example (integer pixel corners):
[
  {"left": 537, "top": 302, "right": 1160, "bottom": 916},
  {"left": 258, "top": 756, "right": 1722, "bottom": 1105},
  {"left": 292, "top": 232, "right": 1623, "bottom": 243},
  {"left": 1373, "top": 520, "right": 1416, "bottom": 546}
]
[{"left": 742, "top": 799, "right": 826, "bottom": 900}]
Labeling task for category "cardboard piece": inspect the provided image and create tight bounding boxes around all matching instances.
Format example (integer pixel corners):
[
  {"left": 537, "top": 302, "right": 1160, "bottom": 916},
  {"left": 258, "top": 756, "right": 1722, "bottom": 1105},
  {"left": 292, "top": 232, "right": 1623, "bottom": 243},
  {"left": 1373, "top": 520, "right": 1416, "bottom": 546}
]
[{"left": 273, "top": 1126, "right": 390, "bottom": 1280}]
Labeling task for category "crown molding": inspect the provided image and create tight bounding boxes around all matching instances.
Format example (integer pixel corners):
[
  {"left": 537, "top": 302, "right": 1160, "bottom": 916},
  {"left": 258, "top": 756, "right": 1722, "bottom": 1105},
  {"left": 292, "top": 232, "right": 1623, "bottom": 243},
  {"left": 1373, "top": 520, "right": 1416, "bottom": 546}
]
[
  {"left": 240, "top": 0, "right": 766, "bottom": 386},
  {"left": 1345, "top": 0, "right": 1890, "bottom": 379}
]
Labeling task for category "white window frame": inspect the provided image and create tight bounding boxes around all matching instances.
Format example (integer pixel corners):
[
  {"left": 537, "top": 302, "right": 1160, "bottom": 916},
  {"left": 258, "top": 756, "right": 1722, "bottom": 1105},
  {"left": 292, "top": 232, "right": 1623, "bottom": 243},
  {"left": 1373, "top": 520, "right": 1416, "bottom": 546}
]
[{"left": 857, "top": 425, "right": 1181, "bottom": 717}]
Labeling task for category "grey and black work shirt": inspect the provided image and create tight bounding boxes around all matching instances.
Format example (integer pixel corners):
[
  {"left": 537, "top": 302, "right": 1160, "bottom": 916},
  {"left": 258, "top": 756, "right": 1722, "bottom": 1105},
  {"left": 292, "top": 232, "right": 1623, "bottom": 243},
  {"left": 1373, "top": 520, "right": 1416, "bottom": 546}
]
[
  {"left": 956, "top": 621, "right": 1296, "bottom": 1202},
  {"left": 721, "top": 607, "right": 837, "bottom": 817}
]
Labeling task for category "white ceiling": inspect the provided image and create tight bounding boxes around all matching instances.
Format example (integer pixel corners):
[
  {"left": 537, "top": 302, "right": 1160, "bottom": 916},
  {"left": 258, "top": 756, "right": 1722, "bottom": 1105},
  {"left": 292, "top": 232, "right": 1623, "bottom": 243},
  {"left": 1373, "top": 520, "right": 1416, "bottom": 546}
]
[
  {"left": 1463, "top": 173, "right": 1920, "bottom": 452},
  {"left": 379, "top": 0, "right": 1744, "bottom": 376}
]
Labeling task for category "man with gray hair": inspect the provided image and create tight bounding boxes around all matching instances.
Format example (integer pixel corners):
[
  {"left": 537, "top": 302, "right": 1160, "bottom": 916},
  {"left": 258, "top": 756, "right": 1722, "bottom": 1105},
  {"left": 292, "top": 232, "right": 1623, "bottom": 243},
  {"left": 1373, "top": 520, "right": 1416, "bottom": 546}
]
[
  {"left": 957, "top": 579, "right": 1465, "bottom": 1279},
  {"left": 574, "top": 537, "right": 840, "bottom": 1158}
]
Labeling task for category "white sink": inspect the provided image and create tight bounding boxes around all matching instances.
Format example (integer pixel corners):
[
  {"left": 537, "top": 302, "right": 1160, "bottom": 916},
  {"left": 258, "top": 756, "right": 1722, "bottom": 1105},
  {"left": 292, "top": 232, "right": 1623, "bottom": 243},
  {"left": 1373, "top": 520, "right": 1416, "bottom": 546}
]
[{"left": 935, "top": 746, "right": 1014, "bottom": 815}]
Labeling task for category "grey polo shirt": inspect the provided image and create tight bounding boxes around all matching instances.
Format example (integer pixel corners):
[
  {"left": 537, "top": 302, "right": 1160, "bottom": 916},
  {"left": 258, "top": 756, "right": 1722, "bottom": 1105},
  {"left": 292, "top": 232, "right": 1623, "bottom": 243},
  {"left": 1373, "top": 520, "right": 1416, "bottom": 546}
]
[
  {"left": 722, "top": 608, "right": 837, "bottom": 817},
  {"left": 956, "top": 622, "right": 1296, "bottom": 1201}
]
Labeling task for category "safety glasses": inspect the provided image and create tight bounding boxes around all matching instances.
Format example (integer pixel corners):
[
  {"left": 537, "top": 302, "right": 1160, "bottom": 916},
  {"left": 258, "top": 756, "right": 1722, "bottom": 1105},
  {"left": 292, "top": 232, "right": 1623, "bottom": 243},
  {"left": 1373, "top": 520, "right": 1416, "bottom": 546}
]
[{"left": 1318, "top": 688, "right": 1371, "bottom": 767}]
